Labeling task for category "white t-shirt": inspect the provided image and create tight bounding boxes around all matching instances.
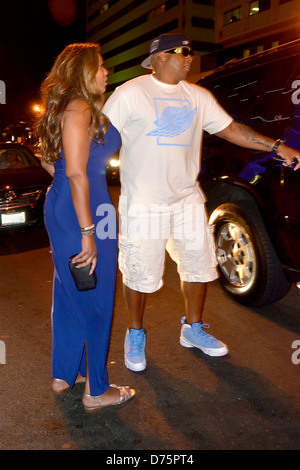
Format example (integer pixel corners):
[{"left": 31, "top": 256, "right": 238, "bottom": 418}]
[{"left": 103, "top": 74, "right": 232, "bottom": 214}]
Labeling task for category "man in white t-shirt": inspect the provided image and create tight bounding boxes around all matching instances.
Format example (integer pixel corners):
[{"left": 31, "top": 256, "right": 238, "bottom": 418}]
[{"left": 103, "top": 34, "right": 300, "bottom": 372}]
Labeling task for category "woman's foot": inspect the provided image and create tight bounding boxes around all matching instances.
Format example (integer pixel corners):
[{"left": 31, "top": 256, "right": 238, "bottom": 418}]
[
  {"left": 52, "top": 373, "right": 86, "bottom": 394},
  {"left": 82, "top": 384, "right": 135, "bottom": 413}
]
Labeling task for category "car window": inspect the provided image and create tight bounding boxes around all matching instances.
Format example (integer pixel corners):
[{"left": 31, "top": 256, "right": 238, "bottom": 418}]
[
  {"left": 0, "top": 148, "right": 40, "bottom": 169},
  {"left": 201, "top": 53, "right": 300, "bottom": 133}
]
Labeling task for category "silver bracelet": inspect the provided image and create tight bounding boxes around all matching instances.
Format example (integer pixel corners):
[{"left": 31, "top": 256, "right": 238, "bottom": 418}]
[
  {"left": 272, "top": 139, "right": 284, "bottom": 154},
  {"left": 80, "top": 223, "right": 95, "bottom": 236},
  {"left": 81, "top": 229, "right": 95, "bottom": 236},
  {"left": 81, "top": 224, "right": 95, "bottom": 231}
]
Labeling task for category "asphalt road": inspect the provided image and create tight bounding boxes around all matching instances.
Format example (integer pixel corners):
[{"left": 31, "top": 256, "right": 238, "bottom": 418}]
[{"left": 0, "top": 186, "right": 300, "bottom": 453}]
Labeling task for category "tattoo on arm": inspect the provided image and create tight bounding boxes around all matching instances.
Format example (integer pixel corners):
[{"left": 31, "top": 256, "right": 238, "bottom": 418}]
[{"left": 236, "top": 123, "right": 274, "bottom": 150}]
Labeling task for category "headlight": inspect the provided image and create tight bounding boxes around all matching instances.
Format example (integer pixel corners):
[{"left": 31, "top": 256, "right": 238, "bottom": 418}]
[{"left": 108, "top": 158, "right": 120, "bottom": 167}]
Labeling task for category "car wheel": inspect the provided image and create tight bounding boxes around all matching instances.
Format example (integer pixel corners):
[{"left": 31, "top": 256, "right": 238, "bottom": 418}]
[{"left": 209, "top": 202, "right": 291, "bottom": 307}]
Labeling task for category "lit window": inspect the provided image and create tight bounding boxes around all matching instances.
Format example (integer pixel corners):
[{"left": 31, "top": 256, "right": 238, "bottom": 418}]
[
  {"left": 249, "top": 0, "right": 271, "bottom": 16},
  {"left": 148, "top": 4, "right": 166, "bottom": 20},
  {"left": 249, "top": 1, "right": 259, "bottom": 15},
  {"left": 100, "top": 3, "right": 108, "bottom": 15},
  {"left": 224, "top": 7, "right": 242, "bottom": 25}
]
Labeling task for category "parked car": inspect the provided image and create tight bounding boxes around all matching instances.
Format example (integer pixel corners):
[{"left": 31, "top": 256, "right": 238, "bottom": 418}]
[
  {"left": 0, "top": 142, "right": 52, "bottom": 233},
  {"left": 197, "top": 39, "right": 300, "bottom": 307}
]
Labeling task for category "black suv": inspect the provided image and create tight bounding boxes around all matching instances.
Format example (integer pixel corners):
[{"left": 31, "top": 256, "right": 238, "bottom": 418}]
[{"left": 198, "top": 40, "right": 300, "bottom": 307}]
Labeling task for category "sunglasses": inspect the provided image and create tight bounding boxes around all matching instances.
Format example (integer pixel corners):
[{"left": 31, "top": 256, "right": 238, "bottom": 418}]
[{"left": 165, "top": 47, "right": 194, "bottom": 57}]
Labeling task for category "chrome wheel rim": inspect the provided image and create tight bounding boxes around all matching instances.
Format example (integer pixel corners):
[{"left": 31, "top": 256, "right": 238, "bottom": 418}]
[{"left": 216, "top": 222, "right": 256, "bottom": 287}]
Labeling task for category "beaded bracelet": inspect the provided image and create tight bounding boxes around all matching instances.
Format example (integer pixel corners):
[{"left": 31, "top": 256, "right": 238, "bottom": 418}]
[{"left": 80, "top": 223, "right": 95, "bottom": 236}]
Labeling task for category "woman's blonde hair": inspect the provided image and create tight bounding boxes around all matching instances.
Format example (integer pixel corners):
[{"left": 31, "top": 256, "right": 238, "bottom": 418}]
[{"left": 35, "top": 42, "right": 109, "bottom": 164}]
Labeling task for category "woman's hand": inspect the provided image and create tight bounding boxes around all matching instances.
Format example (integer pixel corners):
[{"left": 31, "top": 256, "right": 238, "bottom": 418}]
[{"left": 71, "top": 235, "right": 97, "bottom": 274}]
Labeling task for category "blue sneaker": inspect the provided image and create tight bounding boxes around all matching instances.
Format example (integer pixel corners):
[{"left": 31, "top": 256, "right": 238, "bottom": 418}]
[
  {"left": 124, "top": 328, "right": 146, "bottom": 372},
  {"left": 180, "top": 317, "right": 228, "bottom": 357}
]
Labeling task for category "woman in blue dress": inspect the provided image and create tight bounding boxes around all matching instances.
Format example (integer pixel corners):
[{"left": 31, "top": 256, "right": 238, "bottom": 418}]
[{"left": 36, "top": 43, "right": 135, "bottom": 413}]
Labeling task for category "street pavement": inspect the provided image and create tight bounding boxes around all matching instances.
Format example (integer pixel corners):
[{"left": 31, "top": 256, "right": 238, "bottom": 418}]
[{"left": 0, "top": 186, "right": 300, "bottom": 453}]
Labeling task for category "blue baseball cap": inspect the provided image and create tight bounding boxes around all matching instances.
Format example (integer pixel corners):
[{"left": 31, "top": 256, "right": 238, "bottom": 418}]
[{"left": 141, "top": 34, "right": 191, "bottom": 69}]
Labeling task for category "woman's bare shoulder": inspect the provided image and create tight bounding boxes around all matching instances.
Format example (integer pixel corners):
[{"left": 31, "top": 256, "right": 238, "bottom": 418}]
[
  {"left": 63, "top": 99, "right": 92, "bottom": 128},
  {"left": 66, "top": 98, "right": 91, "bottom": 114}
]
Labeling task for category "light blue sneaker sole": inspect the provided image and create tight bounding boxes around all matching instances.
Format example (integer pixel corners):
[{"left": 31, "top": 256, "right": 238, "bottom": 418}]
[
  {"left": 180, "top": 335, "right": 228, "bottom": 357},
  {"left": 124, "top": 357, "right": 146, "bottom": 372}
]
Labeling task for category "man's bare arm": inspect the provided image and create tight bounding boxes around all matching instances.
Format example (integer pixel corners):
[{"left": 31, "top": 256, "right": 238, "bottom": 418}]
[{"left": 215, "top": 121, "right": 300, "bottom": 171}]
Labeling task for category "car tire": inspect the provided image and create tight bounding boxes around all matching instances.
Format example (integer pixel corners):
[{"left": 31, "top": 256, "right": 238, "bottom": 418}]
[{"left": 209, "top": 202, "right": 291, "bottom": 307}]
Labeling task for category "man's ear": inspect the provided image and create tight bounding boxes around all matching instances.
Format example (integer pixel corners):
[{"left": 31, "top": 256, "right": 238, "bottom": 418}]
[{"left": 159, "top": 52, "right": 167, "bottom": 63}]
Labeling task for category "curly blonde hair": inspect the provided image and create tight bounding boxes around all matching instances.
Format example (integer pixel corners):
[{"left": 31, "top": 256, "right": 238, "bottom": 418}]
[{"left": 35, "top": 43, "right": 109, "bottom": 164}]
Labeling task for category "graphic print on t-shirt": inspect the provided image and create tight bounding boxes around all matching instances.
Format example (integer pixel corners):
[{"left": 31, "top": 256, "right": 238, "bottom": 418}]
[{"left": 146, "top": 98, "right": 197, "bottom": 147}]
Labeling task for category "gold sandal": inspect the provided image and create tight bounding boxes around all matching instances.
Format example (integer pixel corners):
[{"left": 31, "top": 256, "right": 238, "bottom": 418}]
[
  {"left": 52, "top": 379, "right": 70, "bottom": 395},
  {"left": 83, "top": 384, "right": 135, "bottom": 413},
  {"left": 52, "top": 374, "right": 86, "bottom": 395}
]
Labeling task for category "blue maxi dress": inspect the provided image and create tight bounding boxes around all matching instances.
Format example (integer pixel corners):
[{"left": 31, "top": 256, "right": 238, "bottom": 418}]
[{"left": 44, "top": 123, "right": 121, "bottom": 396}]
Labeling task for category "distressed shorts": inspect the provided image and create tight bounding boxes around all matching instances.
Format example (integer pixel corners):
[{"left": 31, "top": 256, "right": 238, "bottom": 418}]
[{"left": 118, "top": 199, "right": 218, "bottom": 293}]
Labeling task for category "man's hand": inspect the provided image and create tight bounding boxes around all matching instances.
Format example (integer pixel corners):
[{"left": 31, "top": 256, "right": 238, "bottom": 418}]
[
  {"left": 216, "top": 121, "right": 300, "bottom": 171},
  {"left": 277, "top": 144, "right": 300, "bottom": 171}
]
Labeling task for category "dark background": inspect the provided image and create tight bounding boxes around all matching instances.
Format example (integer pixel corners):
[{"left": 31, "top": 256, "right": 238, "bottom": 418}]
[{"left": 0, "top": 0, "right": 86, "bottom": 126}]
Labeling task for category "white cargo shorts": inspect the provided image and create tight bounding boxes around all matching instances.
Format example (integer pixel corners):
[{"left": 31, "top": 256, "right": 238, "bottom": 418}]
[{"left": 118, "top": 198, "right": 218, "bottom": 293}]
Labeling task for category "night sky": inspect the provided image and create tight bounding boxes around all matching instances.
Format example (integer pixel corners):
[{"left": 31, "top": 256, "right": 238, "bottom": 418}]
[{"left": 0, "top": 0, "right": 86, "bottom": 127}]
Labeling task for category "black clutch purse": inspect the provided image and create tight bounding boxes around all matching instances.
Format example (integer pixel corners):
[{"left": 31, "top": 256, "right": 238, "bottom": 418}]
[{"left": 68, "top": 254, "right": 98, "bottom": 291}]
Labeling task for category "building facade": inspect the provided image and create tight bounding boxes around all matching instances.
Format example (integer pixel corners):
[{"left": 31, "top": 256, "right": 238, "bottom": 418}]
[
  {"left": 214, "top": 0, "right": 300, "bottom": 61},
  {"left": 86, "top": 0, "right": 300, "bottom": 91},
  {"left": 86, "top": 0, "right": 217, "bottom": 93}
]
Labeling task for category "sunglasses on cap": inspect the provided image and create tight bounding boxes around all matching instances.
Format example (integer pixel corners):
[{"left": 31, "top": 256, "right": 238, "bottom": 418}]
[{"left": 165, "top": 47, "right": 194, "bottom": 57}]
